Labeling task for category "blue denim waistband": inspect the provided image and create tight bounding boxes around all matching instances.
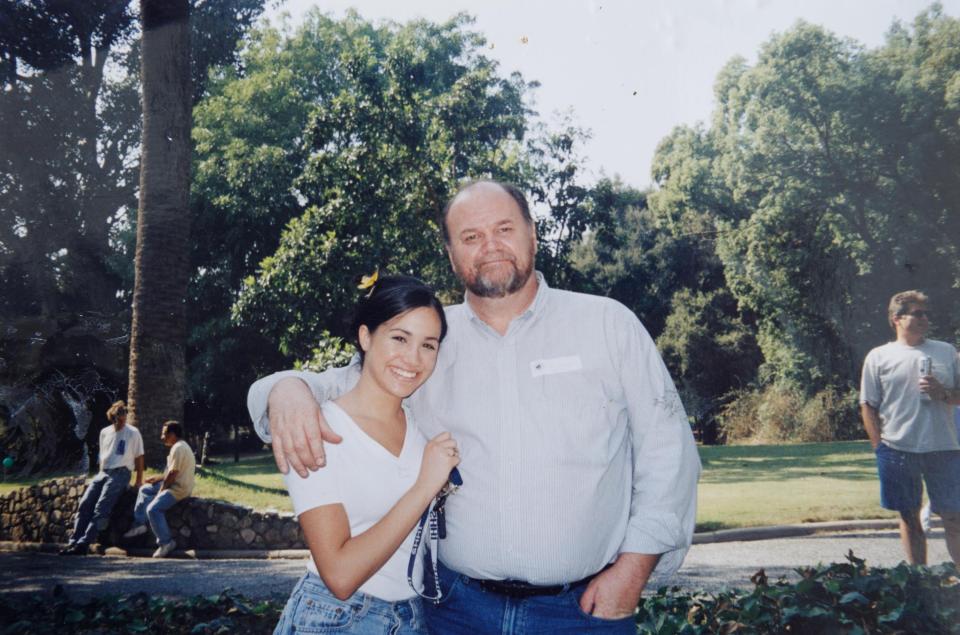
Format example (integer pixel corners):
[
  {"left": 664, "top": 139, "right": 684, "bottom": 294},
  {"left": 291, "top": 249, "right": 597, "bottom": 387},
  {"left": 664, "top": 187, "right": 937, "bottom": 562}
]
[{"left": 297, "top": 571, "right": 423, "bottom": 622}]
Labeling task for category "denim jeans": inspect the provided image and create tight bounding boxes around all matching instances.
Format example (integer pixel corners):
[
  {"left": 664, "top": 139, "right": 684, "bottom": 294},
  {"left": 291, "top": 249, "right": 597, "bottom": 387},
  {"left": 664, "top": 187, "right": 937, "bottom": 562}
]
[
  {"left": 274, "top": 572, "right": 426, "bottom": 634},
  {"left": 132, "top": 481, "right": 179, "bottom": 544},
  {"left": 423, "top": 561, "right": 636, "bottom": 634},
  {"left": 69, "top": 467, "right": 130, "bottom": 546}
]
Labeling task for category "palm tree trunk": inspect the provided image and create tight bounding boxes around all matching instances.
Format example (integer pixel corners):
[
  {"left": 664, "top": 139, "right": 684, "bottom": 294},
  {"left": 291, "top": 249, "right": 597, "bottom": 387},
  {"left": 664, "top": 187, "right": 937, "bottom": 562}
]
[{"left": 128, "top": 0, "right": 192, "bottom": 468}]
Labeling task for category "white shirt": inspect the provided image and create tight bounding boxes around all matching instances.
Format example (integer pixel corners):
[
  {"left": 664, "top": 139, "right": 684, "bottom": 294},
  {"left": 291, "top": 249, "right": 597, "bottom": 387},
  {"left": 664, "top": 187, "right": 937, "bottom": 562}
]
[
  {"left": 284, "top": 401, "right": 427, "bottom": 601},
  {"left": 98, "top": 424, "right": 143, "bottom": 472},
  {"left": 253, "top": 275, "right": 701, "bottom": 584},
  {"left": 860, "top": 339, "right": 960, "bottom": 452}
]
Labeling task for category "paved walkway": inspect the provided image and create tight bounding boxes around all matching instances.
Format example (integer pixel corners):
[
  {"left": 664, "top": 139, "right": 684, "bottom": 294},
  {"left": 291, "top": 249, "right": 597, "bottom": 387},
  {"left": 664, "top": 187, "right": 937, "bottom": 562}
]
[{"left": 0, "top": 529, "right": 952, "bottom": 601}]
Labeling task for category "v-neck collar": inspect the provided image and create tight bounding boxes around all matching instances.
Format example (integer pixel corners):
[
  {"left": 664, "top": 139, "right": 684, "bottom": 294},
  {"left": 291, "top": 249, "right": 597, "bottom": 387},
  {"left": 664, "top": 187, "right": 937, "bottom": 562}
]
[{"left": 326, "top": 400, "right": 411, "bottom": 460}]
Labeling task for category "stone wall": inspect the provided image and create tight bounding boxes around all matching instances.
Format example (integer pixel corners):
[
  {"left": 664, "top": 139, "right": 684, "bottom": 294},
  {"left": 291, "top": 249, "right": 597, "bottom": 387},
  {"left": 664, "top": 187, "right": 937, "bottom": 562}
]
[{"left": 0, "top": 477, "right": 306, "bottom": 550}]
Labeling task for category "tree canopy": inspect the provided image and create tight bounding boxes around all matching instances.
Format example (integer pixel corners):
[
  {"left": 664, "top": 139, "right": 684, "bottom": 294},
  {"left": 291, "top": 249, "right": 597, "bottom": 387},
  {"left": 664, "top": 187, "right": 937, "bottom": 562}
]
[{"left": 215, "top": 12, "right": 533, "bottom": 358}]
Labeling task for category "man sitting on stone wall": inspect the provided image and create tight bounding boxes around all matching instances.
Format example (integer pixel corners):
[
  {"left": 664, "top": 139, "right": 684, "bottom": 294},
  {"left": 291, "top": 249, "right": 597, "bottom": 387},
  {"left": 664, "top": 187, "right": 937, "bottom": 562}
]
[
  {"left": 60, "top": 401, "right": 144, "bottom": 555},
  {"left": 122, "top": 420, "right": 195, "bottom": 558}
]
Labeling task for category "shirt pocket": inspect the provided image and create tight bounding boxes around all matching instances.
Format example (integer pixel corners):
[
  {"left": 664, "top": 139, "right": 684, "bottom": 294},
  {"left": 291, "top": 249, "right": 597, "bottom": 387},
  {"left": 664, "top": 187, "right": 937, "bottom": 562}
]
[{"left": 530, "top": 360, "right": 614, "bottom": 459}]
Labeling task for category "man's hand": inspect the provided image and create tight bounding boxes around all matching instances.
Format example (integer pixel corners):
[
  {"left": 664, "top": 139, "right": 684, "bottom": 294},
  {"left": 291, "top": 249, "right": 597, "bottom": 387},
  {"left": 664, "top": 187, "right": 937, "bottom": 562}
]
[
  {"left": 268, "top": 378, "right": 343, "bottom": 477},
  {"left": 579, "top": 552, "right": 659, "bottom": 620},
  {"left": 145, "top": 476, "right": 162, "bottom": 485},
  {"left": 919, "top": 375, "right": 946, "bottom": 400}
]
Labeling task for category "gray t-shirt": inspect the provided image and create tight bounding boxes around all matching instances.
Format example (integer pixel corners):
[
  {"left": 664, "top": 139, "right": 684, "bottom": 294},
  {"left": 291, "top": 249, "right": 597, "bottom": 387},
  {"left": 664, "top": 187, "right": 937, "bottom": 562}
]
[{"left": 860, "top": 339, "right": 960, "bottom": 452}]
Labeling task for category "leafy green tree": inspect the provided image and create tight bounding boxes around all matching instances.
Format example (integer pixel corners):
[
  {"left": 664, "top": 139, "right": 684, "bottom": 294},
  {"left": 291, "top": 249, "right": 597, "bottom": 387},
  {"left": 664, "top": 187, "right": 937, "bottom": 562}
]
[
  {"left": 229, "top": 12, "right": 531, "bottom": 358},
  {"left": 526, "top": 117, "right": 592, "bottom": 288},
  {"left": 0, "top": 0, "right": 268, "bottom": 471},
  {"left": 718, "top": 11, "right": 959, "bottom": 388},
  {"left": 656, "top": 288, "right": 762, "bottom": 442},
  {"left": 0, "top": 0, "right": 268, "bottom": 320},
  {"left": 649, "top": 7, "right": 960, "bottom": 396},
  {"left": 0, "top": 1, "right": 139, "bottom": 316}
]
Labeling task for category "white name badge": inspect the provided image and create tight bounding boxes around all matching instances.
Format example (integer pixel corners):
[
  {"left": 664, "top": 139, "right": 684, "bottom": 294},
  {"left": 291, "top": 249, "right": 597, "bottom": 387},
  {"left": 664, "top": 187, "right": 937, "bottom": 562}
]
[{"left": 530, "top": 355, "right": 583, "bottom": 377}]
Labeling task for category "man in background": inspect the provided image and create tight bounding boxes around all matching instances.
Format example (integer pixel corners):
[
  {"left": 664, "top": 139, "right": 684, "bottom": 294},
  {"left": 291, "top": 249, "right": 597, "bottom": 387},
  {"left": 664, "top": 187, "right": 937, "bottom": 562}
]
[
  {"left": 860, "top": 290, "right": 960, "bottom": 565},
  {"left": 123, "top": 420, "right": 195, "bottom": 558},
  {"left": 60, "top": 400, "right": 144, "bottom": 555}
]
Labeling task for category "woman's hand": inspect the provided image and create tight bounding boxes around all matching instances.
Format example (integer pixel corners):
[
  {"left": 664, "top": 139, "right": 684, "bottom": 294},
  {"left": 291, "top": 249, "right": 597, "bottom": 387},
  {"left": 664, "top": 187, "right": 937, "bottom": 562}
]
[{"left": 416, "top": 431, "right": 460, "bottom": 495}]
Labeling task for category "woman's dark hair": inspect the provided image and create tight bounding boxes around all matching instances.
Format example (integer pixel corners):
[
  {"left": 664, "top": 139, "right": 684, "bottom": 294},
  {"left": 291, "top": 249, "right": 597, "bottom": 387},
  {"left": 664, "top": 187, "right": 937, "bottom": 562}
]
[{"left": 351, "top": 275, "right": 447, "bottom": 363}]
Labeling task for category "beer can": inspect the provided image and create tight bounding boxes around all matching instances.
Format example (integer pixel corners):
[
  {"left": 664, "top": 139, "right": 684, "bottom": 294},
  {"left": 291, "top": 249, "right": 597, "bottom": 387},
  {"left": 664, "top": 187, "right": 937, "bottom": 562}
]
[{"left": 920, "top": 356, "right": 933, "bottom": 377}]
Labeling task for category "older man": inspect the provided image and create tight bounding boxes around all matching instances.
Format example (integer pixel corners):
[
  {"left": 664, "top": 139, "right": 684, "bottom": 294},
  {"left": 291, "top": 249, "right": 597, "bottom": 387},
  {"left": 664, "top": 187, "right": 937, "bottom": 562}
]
[
  {"left": 248, "top": 181, "right": 700, "bottom": 633},
  {"left": 861, "top": 290, "right": 960, "bottom": 565}
]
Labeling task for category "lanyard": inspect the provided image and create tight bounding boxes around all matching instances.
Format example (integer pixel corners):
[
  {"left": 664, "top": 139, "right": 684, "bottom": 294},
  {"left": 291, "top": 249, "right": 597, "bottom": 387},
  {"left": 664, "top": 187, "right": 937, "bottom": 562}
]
[{"left": 407, "top": 467, "right": 462, "bottom": 603}]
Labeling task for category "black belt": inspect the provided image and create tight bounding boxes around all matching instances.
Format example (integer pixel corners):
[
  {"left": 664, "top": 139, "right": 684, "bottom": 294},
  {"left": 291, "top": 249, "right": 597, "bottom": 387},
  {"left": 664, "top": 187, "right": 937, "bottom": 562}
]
[{"left": 473, "top": 573, "right": 596, "bottom": 598}]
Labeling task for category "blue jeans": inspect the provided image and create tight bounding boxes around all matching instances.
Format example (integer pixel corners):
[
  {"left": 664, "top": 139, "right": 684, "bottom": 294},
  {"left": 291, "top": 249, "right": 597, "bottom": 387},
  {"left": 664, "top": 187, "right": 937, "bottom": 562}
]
[
  {"left": 423, "top": 562, "right": 636, "bottom": 634},
  {"left": 69, "top": 467, "right": 130, "bottom": 546},
  {"left": 274, "top": 572, "right": 426, "bottom": 634},
  {"left": 132, "top": 482, "right": 179, "bottom": 544}
]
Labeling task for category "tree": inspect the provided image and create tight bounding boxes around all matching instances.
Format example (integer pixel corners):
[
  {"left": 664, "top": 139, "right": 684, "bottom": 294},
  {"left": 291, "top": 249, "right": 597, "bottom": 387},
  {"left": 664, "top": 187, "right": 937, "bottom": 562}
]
[
  {"left": 656, "top": 288, "right": 761, "bottom": 443},
  {"left": 0, "top": 0, "right": 268, "bottom": 320},
  {"left": 648, "top": 7, "right": 960, "bottom": 396},
  {"left": 526, "top": 117, "right": 592, "bottom": 288},
  {"left": 713, "top": 11, "right": 960, "bottom": 389},
  {"left": 127, "top": 0, "right": 193, "bottom": 466},
  {"left": 229, "top": 12, "right": 531, "bottom": 359},
  {"left": 0, "top": 1, "right": 139, "bottom": 317}
]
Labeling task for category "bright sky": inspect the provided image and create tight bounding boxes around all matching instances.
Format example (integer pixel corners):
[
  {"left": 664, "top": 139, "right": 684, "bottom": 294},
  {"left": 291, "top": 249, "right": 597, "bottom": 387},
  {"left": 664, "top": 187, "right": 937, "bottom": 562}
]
[{"left": 271, "top": 0, "right": 959, "bottom": 189}]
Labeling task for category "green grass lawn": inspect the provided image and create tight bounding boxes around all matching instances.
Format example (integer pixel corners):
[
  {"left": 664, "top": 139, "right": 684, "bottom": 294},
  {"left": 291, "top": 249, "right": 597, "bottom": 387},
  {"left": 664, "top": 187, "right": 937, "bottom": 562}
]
[
  {"left": 2, "top": 442, "right": 898, "bottom": 530},
  {"left": 697, "top": 440, "right": 896, "bottom": 531}
]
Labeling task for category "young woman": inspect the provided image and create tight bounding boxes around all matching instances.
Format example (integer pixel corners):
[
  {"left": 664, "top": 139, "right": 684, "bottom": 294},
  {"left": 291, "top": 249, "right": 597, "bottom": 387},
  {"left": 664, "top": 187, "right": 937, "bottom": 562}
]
[{"left": 274, "top": 275, "right": 459, "bottom": 635}]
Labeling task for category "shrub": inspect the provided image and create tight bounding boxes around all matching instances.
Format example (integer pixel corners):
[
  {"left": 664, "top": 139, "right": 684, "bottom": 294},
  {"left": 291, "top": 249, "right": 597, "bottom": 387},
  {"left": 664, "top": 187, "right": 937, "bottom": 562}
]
[
  {"left": 0, "top": 587, "right": 282, "bottom": 635},
  {"left": 2, "top": 555, "right": 956, "bottom": 634},
  {"left": 719, "top": 384, "right": 862, "bottom": 444},
  {"left": 637, "top": 553, "right": 960, "bottom": 634}
]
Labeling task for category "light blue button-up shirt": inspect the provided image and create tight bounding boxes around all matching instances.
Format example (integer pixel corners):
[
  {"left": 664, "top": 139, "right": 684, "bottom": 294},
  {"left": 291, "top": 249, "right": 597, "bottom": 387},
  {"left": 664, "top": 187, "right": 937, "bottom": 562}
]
[{"left": 249, "top": 274, "right": 701, "bottom": 584}]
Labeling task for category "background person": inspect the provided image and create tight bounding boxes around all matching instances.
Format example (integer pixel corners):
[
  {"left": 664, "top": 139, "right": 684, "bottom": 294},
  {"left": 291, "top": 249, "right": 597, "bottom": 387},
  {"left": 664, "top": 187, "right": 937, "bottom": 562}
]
[
  {"left": 273, "top": 275, "right": 459, "bottom": 635},
  {"left": 122, "top": 420, "right": 195, "bottom": 558},
  {"left": 60, "top": 400, "right": 143, "bottom": 556},
  {"left": 860, "top": 290, "right": 960, "bottom": 565},
  {"left": 249, "top": 181, "right": 700, "bottom": 633}
]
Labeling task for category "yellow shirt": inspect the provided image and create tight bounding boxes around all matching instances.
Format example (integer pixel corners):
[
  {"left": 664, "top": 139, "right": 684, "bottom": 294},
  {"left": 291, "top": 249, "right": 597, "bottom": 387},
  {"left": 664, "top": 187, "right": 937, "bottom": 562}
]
[{"left": 166, "top": 440, "right": 195, "bottom": 501}]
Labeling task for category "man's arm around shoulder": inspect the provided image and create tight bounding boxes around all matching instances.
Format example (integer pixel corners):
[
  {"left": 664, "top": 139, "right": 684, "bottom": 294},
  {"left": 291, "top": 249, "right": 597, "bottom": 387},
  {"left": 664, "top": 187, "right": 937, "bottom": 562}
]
[{"left": 247, "top": 366, "right": 358, "bottom": 477}]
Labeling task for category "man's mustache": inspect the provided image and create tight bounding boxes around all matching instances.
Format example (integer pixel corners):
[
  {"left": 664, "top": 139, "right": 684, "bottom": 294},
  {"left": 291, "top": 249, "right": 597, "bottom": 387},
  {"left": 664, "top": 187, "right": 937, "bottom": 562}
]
[{"left": 475, "top": 255, "right": 517, "bottom": 268}]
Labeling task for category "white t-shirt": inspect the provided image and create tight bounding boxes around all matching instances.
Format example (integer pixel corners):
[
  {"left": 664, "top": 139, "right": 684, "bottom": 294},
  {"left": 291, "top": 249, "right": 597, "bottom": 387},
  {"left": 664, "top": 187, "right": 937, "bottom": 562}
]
[
  {"left": 99, "top": 424, "right": 144, "bottom": 472},
  {"left": 860, "top": 339, "right": 960, "bottom": 452},
  {"left": 284, "top": 401, "right": 427, "bottom": 601}
]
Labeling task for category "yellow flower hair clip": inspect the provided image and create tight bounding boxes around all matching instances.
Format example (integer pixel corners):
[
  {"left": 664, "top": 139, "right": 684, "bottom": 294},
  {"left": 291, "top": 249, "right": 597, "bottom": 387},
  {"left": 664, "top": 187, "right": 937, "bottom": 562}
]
[{"left": 358, "top": 269, "right": 379, "bottom": 297}]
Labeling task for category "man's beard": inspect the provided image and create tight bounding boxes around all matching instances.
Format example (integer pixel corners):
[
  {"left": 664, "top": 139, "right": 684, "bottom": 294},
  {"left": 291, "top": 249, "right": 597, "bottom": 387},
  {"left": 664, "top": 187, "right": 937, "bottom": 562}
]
[{"left": 458, "top": 255, "right": 534, "bottom": 299}]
